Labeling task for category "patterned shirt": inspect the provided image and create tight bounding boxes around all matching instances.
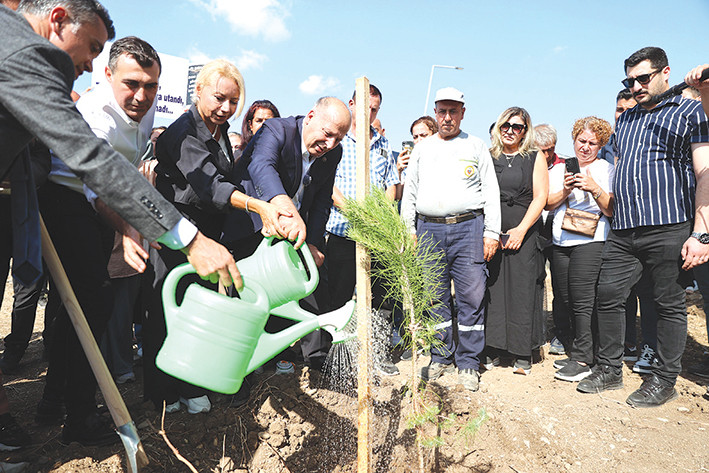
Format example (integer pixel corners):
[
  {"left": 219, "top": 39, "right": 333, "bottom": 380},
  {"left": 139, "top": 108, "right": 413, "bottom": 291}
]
[
  {"left": 612, "top": 96, "right": 709, "bottom": 230},
  {"left": 326, "top": 128, "right": 399, "bottom": 237}
]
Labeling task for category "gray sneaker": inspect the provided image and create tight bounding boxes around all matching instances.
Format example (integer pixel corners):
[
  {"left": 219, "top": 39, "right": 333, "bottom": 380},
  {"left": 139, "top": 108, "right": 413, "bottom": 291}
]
[
  {"left": 632, "top": 344, "right": 657, "bottom": 374},
  {"left": 421, "top": 362, "right": 454, "bottom": 381},
  {"left": 458, "top": 368, "right": 480, "bottom": 391}
]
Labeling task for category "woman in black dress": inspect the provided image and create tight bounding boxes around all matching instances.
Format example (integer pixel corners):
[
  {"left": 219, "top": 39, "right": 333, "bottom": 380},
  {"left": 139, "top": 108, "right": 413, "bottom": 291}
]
[{"left": 485, "top": 107, "right": 548, "bottom": 375}]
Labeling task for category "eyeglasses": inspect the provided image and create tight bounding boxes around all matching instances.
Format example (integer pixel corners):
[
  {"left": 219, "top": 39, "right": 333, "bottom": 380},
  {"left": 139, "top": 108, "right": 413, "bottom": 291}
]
[
  {"left": 621, "top": 70, "right": 660, "bottom": 88},
  {"left": 500, "top": 122, "right": 526, "bottom": 135}
]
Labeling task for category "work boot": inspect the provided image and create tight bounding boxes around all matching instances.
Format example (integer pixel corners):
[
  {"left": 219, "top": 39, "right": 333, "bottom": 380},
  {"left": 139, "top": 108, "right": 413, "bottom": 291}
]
[
  {"left": 421, "top": 361, "right": 454, "bottom": 381},
  {"left": 458, "top": 369, "right": 480, "bottom": 392}
]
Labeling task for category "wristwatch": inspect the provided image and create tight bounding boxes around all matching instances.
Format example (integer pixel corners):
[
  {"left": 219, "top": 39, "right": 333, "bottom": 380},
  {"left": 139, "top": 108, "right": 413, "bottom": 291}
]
[{"left": 691, "top": 232, "right": 709, "bottom": 244}]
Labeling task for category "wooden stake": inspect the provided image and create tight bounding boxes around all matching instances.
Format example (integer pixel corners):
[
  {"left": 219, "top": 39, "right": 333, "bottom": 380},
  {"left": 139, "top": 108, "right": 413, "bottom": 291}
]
[{"left": 355, "top": 76, "right": 372, "bottom": 473}]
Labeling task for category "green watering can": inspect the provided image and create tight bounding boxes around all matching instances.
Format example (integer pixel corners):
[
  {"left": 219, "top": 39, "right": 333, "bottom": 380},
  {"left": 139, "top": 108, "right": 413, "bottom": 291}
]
[{"left": 156, "top": 237, "right": 355, "bottom": 394}]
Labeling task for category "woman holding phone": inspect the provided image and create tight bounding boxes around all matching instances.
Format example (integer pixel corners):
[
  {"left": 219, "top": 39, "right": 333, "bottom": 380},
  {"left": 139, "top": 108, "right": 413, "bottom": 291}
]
[
  {"left": 546, "top": 116, "right": 614, "bottom": 382},
  {"left": 485, "top": 107, "right": 548, "bottom": 375}
]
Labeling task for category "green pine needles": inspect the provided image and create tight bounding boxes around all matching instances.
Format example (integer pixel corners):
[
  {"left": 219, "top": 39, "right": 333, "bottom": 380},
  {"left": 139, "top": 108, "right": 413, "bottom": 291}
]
[{"left": 342, "top": 187, "right": 444, "bottom": 353}]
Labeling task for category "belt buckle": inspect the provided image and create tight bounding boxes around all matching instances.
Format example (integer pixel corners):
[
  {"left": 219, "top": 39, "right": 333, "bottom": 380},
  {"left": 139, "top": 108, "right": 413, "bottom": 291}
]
[{"left": 444, "top": 215, "right": 456, "bottom": 224}]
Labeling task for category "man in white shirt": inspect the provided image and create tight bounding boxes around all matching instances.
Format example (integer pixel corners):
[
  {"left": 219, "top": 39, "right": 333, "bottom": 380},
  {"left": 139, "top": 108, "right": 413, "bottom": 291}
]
[
  {"left": 401, "top": 87, "right": 501, "bottom": 392},
  {"left": 37, "top": 36, "right": 161, "bottom": 447}
]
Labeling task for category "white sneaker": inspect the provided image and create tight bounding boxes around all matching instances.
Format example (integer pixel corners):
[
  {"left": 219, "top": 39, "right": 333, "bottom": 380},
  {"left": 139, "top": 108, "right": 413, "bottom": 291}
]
[
  {"left": 165, "top": 400, "right": 180, "bottom": 413},
  {"left": 632, "top": 344, "right": 657, "bottom": 374},
  {"left": 180, "top": 395, "right": 211, "bottom": 414}
]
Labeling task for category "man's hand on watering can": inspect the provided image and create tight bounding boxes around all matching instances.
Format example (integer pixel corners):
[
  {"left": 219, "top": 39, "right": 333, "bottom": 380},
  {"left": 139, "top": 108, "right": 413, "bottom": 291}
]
[
  {"left": 278, "top": 214, "right": 306, "bottom": 248},
  {"left": 184, "top": 231, "right": 243, "bottom": 289},
  {"left": 308, "top": 243, "right": 325, "bottom": 267},
  {"left": 270, "top": 195, "right": 307, "bottom": 248},
  {"left": 252, "top": 199, "right": 292, "bottom": 239}
]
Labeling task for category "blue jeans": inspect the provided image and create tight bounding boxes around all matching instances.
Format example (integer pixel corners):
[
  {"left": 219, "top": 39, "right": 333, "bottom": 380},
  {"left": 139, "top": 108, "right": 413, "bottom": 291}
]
[
  {"left": 417, "top": 216, "right": 487, "bottom": 370},
  {"left": 596, "top": 222, "right": 691, "bottom": 385}
]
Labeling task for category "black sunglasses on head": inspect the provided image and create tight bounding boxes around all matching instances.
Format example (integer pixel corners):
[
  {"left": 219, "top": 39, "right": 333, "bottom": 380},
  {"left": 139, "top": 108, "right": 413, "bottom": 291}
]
[
  {"left": 622, "top": 69, "right": 660, "bottom": 88},
  {"left": 500, "top": 122, "right": 526, "bottom": 135}
]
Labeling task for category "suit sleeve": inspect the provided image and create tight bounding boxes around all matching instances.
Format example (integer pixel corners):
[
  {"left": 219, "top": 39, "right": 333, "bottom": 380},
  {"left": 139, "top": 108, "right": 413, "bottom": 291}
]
[
  {"left": 172, "top": 133, "right": 237, "bottom": 212},
  {"left": 0, "top": 44, "right": 182, "bottom": 241},
  {"left": 246, "top": 123, "right": 289, "bottom": 202}
]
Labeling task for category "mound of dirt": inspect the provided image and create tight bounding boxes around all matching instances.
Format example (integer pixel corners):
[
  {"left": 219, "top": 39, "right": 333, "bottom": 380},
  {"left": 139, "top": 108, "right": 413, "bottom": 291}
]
[{"left": 1, "top": 279, "right": 708, "bottom": 472}]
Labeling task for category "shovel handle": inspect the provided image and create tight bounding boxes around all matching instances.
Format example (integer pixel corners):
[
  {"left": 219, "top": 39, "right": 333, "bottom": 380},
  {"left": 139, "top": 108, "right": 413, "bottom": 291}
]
[{"left": 40, "top": 215, "right": 148, "bottom": 470}]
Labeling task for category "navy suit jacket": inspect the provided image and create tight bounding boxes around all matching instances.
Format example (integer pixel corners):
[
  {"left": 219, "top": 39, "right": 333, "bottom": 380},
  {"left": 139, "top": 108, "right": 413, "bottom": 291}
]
[{"left": 228, "top": 116, "right": 342, "bottom": 250}]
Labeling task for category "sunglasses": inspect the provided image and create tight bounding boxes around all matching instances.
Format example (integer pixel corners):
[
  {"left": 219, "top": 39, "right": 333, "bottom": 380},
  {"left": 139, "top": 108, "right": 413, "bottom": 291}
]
[
  {"left": 621, "top": 69, "right": 660, "bottom": 88},
  {"left": 500, "top": 122, "right": 526, "bottom": 135}
]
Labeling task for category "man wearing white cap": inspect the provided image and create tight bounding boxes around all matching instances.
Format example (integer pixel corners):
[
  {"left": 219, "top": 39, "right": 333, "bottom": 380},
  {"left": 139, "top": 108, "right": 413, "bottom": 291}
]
[{"left": 401, "top": 87, "right": 501, "bottom": 391}]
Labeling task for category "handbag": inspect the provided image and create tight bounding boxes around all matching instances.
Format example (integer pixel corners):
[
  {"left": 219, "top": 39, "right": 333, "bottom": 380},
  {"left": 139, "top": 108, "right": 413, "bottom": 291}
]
[{"left": 561, "top": 205, "right": 601, "bottom": 237}]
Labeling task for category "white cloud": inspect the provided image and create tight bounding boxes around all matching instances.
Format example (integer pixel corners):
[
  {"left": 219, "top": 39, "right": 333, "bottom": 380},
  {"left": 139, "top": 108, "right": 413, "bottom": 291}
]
[
  {"left": 235, "top": 50, "right": 268, "bottom": 71},
  {"left": 185, "top": 48, "right": 268, "bottom": 71},
  {"left": 186, "top": 47, "right": 212, "bottom": 65},
  {"left": 193, "top": 0, "right": 291, "bottom": 42},
  {"left": 553, "top": 45, "right": 567, "bottom": 54},
  {"left": 299, "top": 75, "right": 341, "bottom": 95}
]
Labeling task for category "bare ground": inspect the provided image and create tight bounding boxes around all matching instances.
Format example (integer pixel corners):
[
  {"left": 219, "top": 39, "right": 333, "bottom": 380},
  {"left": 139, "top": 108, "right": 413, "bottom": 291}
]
[{"left": 1, "top": 275, "right": 708, "bottom": 473}]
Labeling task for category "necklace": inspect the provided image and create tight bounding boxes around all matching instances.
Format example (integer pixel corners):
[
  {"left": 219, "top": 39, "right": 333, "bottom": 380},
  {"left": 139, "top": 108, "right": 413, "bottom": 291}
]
[{"left": 503, "top": 153, "right": 516, "bottom": 167}]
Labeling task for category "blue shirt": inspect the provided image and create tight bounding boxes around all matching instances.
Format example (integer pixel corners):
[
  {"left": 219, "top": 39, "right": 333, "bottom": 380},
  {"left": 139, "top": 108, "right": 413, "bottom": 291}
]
[
  {"left": 612, "top": 96, "right": 709, "bottom": 230},
  {"left": 326, "top": 128, "right": 399, "bottom": 237}
]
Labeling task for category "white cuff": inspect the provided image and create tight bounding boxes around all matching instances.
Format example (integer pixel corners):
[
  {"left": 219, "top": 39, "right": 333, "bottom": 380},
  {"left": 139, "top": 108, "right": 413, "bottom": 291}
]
[{"left": 157, "top": 218, "right": 198, "bottom": 250}]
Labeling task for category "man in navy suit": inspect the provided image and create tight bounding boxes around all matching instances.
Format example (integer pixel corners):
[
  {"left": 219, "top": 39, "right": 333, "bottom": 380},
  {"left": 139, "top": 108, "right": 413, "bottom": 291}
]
[
  {"left": 239, "top": 96, "right": 351, "bottom": 260},
  {"left": 234, "top": 96, "right": 351, "bottom": 371}
]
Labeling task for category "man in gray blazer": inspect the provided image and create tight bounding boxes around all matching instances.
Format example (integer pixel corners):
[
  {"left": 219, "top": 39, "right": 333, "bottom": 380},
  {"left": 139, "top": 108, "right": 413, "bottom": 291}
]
[
  {"left": 0, "top": 1, "right": 241, "bottom": 287},
  {"left": 0, "top": 0, "right": 240, "bottom": 448}
]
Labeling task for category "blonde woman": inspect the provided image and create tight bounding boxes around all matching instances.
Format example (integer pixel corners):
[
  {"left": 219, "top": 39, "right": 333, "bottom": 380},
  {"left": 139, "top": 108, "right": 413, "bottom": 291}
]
[
  {"left": 484, "top": 107, "right": 548, "bottom": 375},
  {"left": 144, "top": 60, "right": 287, "bottom": 414}
]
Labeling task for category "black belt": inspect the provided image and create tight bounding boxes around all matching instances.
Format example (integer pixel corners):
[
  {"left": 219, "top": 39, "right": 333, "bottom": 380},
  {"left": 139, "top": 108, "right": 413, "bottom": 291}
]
[{"left": 418, "top": 209, "right": 483, "bottom": 224}]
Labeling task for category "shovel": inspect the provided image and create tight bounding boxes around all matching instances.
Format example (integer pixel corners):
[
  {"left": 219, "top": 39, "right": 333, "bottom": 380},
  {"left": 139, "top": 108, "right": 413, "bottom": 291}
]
[{"left": 39, "top": 215, "right": 148, "bottom": 472}]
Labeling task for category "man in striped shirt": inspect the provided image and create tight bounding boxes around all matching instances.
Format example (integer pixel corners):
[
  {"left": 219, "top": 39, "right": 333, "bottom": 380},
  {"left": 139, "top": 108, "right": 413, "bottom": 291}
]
[{"left": 578, "top": 47, "right": 709, "bottom": 407}]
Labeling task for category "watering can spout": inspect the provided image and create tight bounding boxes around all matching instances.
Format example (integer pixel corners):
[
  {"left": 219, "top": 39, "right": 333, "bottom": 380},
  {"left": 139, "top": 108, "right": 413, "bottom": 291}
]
[
  {"left": 317, "top": 300, "right": 356, "bottom": 344},
  {"left": 245, "top": 300, "right": 356, "bottom": 374}
]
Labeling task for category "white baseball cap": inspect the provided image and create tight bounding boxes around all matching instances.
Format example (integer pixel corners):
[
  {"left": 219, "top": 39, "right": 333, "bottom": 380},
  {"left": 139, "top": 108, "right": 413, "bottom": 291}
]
[{"left": 434, "top": 87, "right": 465, "bottom": 105}]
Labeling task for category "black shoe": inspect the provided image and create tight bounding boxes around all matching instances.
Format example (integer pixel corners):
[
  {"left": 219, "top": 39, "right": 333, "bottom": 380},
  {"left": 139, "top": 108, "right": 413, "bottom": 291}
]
[
  {"left": 228, "top": 379, "right": 252, "bottom": 408},
  {"left": 61, "top": 412, "right": 119, "bottom": 447},
  {"left": 688, "top": 357, "right": 709, "bottom": 379},
  {"left": 554, "top": 361, "right": 592, "bottom": 382},
  {"left": 0, "top": 414, "right": 31, "bottom": 451},
  {"left": 35, "top": 398, "right": 65, "bottom": 425},
  {"left": 577, "top": 364, "right": 623, "bottom": 393},
  {"left": 376, "top": 360, "right": 400, "bottom": 376},
  {"left": 626, "top": 375, "right": 678, "bottom": 408},
  {"left": 0, "top": 353, "right": 22, "bottom": 375},
  {"left": 553, "top": 357, "right": 571, "bottom": 370}
]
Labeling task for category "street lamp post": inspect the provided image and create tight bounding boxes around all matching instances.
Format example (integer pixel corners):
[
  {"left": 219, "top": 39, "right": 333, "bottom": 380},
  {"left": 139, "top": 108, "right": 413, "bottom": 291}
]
[{"left": 423, "top": 64, "right": 464, "bottom": 115}]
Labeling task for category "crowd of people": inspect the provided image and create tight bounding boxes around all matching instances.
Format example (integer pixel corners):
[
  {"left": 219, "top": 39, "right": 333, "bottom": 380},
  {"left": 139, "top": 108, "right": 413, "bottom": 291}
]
[{"left": 1, "top": 1, "right": 709, "bottom": 469}]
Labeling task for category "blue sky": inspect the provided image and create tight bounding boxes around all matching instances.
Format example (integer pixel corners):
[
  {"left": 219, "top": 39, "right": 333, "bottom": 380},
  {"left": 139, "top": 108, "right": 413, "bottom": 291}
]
[{"left": 78, "top": 0, "right": 709, "bottom": 155}]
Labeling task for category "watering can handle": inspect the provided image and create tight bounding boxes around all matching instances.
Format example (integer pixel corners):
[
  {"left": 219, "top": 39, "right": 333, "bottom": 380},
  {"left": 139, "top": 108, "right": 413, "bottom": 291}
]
[
  {"left": 262, "top": 236, "right": 319, "bottom": 295},
  {"left": 162, "top": 263, "right": 196, "bottom": 317},
  {"left": 162, "top": 262, "right": 270, "bottom": 312},
  {"left": 296, "top": 240, "right": 319, "bottom": 294}
]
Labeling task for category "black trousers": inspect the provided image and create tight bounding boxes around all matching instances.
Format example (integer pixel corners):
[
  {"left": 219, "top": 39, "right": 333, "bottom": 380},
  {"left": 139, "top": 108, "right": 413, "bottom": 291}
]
[
  {"left": 551, "top": 242, "right": 604, "bottom": 365},
  {"left": 39, "top": 182, "right": 114, "bottom": 419},
  {"left": 326, "top": 233, "right": 389, "bottom": 311},
  {"left": 595, "top": 222, "right": 691, "bottom": 385}
]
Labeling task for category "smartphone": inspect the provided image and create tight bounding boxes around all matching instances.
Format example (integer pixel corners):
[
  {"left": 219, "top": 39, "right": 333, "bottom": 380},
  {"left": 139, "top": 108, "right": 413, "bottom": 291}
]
[
  {"left": 500, "top": 233, "right": 510, "bottom": 247},
  {"left": 402, "top": 141, "right": 414, "bottom": 152},
  {"left": 565, "top": 157, "right": 580, "bottom": 175}
]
